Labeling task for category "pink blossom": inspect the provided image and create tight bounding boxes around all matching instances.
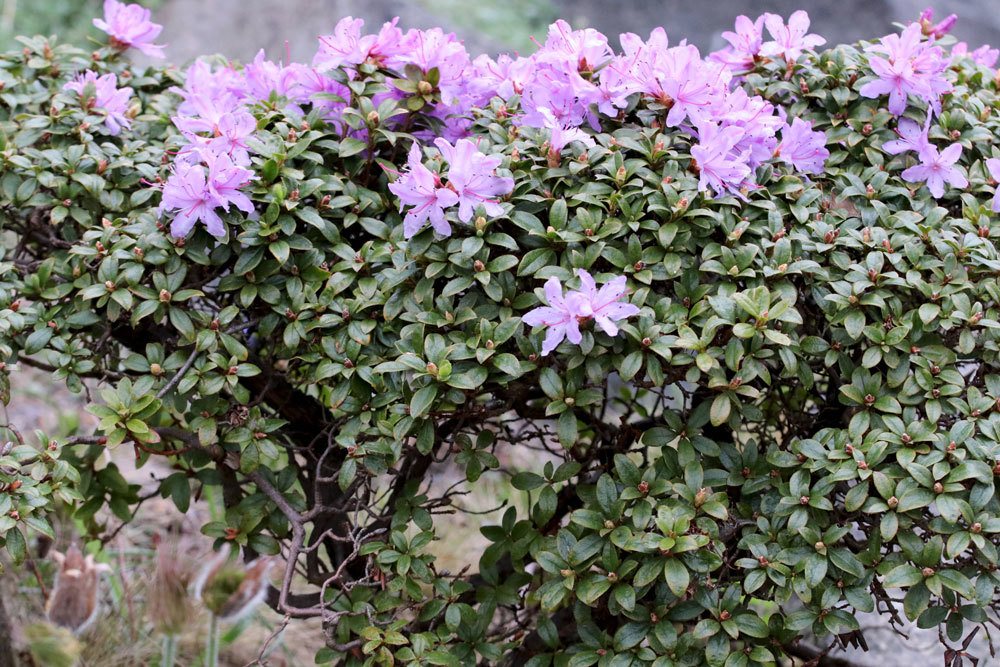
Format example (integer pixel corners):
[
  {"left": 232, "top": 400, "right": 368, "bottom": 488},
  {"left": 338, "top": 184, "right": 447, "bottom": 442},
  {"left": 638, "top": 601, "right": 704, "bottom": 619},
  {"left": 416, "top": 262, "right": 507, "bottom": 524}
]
[
  {"left": 709, "top": 15, "right": 765, "bottom": 72},
  {"left": 537, "top": 107, "right": 595, "bottom": 154},
  {"left": 570, "top": 271, "right": 641, "bottom": 338},
  {"left": 522, "top": 270, "right": 638, "bottom": 356},
  {"left": 184, "top": 110, "right": 256, "bottom": 166},
  {"left": 691, "top": 121, "right": 752, "bottom": 197},
  {"left": 777, "top": 118, "right": 829, "bottom": 174},
  {"left": 314, "top": 16, "right": 405, "bottom": 70},
  {"left": 160, "top": 152, "right": 255, "bottom": 238},
  {"left": 918, "top": 8, "right": 958, "bottom": 40},
  {"left": 901, "top": 143, "right": 967, "bottom": 198},
  {"left": 882, "top": 118, "right": 931, "bottom": 155},
  {"left": 243, "top": 50, "right": 300, "bottom": 103},
  {"left": 859, "top": 23, "right": 951, "bottom": 116},
  {"left": 432, "top": 138, "right": 513, "bottom": 222},
  {"left": 613, "top": 36, "right": 731, "bottom": 127},
  {"left": 953, "top": 42, "right": 999, "bottom": 69},
  {"left": 388, "top": 143, "right": 460, "bottom": 238},
  {"left": 93, "top": 0, "right": 165, "bottom": 58},
  {"left": 63, "top": 71, "right": 133, "bottom": 136},
  {"left": 535, "top": 19, "right": 613, "bottom": 73},
  {"left": 760, "top": 11, "right": 825, "bottom": 61},
  {"left": 715, "top": 87, "right": 781, "bottom": 168},
  {"left": 985, "top": 158, "right": 1000, "bottom": 212},
  {"left": 389, "top": 28, "right": 471, "bottom": 106}
]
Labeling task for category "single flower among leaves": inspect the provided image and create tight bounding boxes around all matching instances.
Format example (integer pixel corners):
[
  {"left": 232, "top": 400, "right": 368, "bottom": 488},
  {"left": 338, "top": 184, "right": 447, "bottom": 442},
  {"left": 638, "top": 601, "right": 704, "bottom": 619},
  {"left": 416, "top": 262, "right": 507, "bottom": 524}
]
[
  {"left": 93, "top": 0, "right": 165, "bottom": 58},
  {"left": 63, "top": 70, "right": 133, "bottom": 136},
  {"left": 522, "top": 270, "right": 639, "bottom": 356}
]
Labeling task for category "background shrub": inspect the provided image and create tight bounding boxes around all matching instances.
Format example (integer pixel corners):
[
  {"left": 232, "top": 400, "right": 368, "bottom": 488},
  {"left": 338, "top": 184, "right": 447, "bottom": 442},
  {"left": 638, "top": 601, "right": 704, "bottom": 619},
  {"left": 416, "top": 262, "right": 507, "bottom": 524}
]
[{"left": 2, "top": 5, "right": 1000, "bottom": 666}]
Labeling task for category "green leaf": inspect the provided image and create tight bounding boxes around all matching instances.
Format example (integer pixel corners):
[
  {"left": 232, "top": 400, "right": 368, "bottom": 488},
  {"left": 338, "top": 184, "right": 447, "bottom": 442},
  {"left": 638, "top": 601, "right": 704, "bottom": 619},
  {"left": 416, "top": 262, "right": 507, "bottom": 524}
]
[
  {"left": 663, "top": 559, "right": 690, "bottom": 597},
  {"left": 409, "top": 385, "right": 437, "bottom": 419}
]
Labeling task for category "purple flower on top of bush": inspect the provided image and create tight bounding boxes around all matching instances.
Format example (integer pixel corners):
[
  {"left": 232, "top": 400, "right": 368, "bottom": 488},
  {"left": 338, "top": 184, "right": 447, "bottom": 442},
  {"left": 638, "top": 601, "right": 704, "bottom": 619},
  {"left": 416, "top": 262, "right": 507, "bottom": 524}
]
[
  {"left": 180, "top": 111, "right": 257, "bottom": 167},
  {"left": 709, "top": 15, "right": 765, "bottom": 72},
  {"left": 522, "top": 270, "right": 639, "bottom": 356},
  {"left": 952, "top": 42, "right": 999, "bottom": 69},
  {"left": 901, "top": 143, "right": 967, "bottom": 198},
  {"left": 160, "top": 152, "right": 255, "bottom": 238},
  {"left": 760, "top": 11, "right": 825, "bottom": 61},
  {"left": 314, "top": 16, "right": 405, "bottom": 71},
  {"left": 776, "top": 118, "right": 829, "bottom": 174},
  {"left": 63, "top": 71, "right": 133, "bottom": 136},
  {"left": 859, "top": 23, "right": 950, "bottom": 116},
  {"left": 918, "top": 8, "right": 958, "bottom": 40},
  {"left": 93, "top": 0, "right": 165, "bottom": 58}
]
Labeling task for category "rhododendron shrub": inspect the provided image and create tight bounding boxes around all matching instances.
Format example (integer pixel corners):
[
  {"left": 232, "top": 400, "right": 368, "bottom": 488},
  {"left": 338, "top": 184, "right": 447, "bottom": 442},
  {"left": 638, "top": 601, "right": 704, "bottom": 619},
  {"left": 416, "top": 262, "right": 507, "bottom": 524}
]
[{"left": 4, "top": 5, "right": 1000, "bottom": 666}]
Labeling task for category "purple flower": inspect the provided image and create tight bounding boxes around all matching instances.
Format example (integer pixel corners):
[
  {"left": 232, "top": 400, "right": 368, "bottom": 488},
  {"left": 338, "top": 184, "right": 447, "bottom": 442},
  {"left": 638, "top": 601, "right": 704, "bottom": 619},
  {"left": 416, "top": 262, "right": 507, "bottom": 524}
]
[
  {"left": 433, "top": 138, "right": 513, "bottom": 223},
  {"left": 93, "top": 0, "right": 165, "bottom": 58},
  {"left": 760, "top": 11, "right": 825, "bottom": 61},
  {"left": 882, "top": 118, "right": 931, "bottom": 155},
  {"left": 537, "top": 107, "right": 595, "bottom": 155},
  {"left": 389, "top": 28, "right": 471, "bottom": 106},
  {"left": 859, "top": 23, "right": 951, "bottom": 116},
  {"left": 715, "top": 87, "right": 781, "bottom": 167},
  {"left": 571, "top": 271, "right": 641, "bottom": 338},
  {"left": 918, "top": 8, "right": 958, "bottom": 40},
  {"left": 535, "top": 19, "right": 613, "bottom": 73},
  {"left": 691, "top": 121, "right": 752, "bottom": 197},
  {"left": 160, "top": 152, "right": 255, "bottom": 238},
  {"left": 709, "top": 15, "right": 765, "bottom": 72},
  {"left": 243, "top": 50, "right": 300, "bottom": 103},
  {"left": 176, "top": 110, "right": 256, "bottom": 166},
  {"left": 612, "top": 34, "right": 731, "bottom": 127},
  {"left": 522, "top": 270, "right": 638, "bottom": 356},
  {"left": 63, "top": 71, "right": 133, "bottom": 136},
  {"left": 314, "top": 16, "right": 405, "bottom": 70},
  {"left": 777, "top": 118, "right": 829, "bottom": 174},
  {"left": 901, "top": 143, "right": 967, "bottom": 198},
  {"left": 953, "top": 42, "right": 1000, "bottom": 69},
  {"left": 389, "top": 143, "right": 459, "bottom": 238},
  {"left": 986, "top": 158, "right": 1000, "bottom": 212}
]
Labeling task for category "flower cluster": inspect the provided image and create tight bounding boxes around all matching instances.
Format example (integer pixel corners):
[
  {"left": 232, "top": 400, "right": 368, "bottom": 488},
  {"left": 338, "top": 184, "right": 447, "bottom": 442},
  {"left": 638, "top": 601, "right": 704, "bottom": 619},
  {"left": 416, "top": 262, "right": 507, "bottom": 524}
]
[
  {"left": 522, "top": 270, "right": 640, "bottom": 356},
  {"left": 62, "top": 71, "right": 133, "bottom": 136},
  {"left": 158, "top": 151, "right": 254, "bottom": 238},
  {"left": 389, "top": 139, "right": 513, "bottom": 238},
  {"left": 93, "top": 0, "right": 165, "bottom": 58},
  {"left": 859, "top": 22, "right": 951, "bottom": 116}
]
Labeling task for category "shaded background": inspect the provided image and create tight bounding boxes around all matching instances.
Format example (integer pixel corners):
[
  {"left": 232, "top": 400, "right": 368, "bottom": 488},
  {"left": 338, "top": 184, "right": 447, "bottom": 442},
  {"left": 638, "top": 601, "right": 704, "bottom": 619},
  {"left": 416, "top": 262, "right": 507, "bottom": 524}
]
[{"left": 10, "top": 0, "right": 1000, "bottom": 63}]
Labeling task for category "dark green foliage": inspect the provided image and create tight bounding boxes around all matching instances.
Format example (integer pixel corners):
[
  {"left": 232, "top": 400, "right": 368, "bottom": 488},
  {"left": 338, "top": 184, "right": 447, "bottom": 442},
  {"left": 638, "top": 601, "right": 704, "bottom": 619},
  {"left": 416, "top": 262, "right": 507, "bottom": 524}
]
[{"left": 1, "top": 28, "right": 1000, "bottom": 667}]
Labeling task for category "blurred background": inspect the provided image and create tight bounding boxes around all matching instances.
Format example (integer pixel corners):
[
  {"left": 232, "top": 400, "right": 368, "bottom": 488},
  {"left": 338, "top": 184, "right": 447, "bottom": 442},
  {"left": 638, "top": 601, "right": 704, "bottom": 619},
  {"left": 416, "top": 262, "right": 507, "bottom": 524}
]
[{"left": 8, "top": 0, "right": 1000, "bottom": 63}]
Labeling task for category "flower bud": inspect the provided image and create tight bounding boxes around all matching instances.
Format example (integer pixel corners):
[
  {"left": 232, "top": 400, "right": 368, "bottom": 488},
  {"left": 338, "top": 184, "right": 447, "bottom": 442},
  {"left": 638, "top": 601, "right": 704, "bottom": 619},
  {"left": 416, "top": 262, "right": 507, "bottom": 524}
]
[
  {"left": 417, "top": 81, "right": 433, "bottom": 95},
  {"left": 159, "top": 289, "right": 171, "bottom": 302}
]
